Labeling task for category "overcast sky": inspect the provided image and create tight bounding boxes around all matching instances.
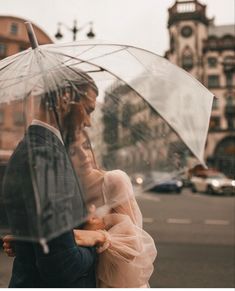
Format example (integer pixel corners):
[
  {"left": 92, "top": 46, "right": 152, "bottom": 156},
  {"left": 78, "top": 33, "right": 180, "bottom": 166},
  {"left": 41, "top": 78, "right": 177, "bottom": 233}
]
[{"left": 1, "top": 0, "right": 234, "bottom": 55}]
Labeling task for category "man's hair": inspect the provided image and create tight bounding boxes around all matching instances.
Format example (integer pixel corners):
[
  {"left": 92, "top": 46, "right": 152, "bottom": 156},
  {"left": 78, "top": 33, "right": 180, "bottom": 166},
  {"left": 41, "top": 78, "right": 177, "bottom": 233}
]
[
  {"left": 68, "top": 69, "right": 99, "bottom": 99},
  {"left": 41, "top": 68, "right": 98, "bottom": 109}
]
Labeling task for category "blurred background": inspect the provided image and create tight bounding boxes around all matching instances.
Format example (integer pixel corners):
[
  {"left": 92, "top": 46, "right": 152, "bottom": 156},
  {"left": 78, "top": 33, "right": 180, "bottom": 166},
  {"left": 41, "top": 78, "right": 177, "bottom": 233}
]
[{"left": 0, "top": 0, "right": 234, "bottom": 288}]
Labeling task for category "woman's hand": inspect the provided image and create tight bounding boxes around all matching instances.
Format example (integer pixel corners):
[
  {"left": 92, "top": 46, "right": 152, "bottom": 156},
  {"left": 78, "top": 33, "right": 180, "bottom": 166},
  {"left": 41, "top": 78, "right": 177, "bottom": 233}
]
[
  {"left": 83, "top": 204, "right": 105, "bottom": 231},
  {"left": 83, "top": 216, "right": 105, "bottom": 231},
  {"left": 2, "top": 235, "right": 15, "bottom": 257},
  {"left": 73, "top": 229, "right": 106, "bottom": 247}
]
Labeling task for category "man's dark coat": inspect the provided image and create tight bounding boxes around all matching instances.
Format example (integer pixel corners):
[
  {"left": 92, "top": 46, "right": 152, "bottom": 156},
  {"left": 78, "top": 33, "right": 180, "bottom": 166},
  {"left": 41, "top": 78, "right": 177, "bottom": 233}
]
[{"left": 3, "top": 125, "right": 97, "bottom": 288}]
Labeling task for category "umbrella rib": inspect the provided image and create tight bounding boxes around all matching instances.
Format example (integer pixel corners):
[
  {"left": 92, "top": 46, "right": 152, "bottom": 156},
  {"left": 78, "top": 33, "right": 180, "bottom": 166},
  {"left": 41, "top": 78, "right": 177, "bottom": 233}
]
[
  {"left": 55, "top": 46, "right": 129, "bottom": 66},
  {"left": 0, "top": 50, "right": 29, "bottom": 72},
  {"left": 70, "top": 44, "right": 97, "bottom": 58},
  {"left": 126, "top": 48, "right": 152, "bottom": 74}
]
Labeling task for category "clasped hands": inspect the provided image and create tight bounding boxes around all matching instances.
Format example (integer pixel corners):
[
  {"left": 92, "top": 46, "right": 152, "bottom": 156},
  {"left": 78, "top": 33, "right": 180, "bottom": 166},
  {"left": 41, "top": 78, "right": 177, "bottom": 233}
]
[{"left": 2, "top": 204, "right": 106, "bottom": 256}]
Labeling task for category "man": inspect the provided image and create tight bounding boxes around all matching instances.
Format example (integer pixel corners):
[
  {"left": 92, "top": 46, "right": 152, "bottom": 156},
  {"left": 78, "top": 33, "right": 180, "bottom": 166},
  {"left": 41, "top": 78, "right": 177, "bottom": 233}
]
[{"left": 2, "top": 71, "right": 99, "bottom": 288}]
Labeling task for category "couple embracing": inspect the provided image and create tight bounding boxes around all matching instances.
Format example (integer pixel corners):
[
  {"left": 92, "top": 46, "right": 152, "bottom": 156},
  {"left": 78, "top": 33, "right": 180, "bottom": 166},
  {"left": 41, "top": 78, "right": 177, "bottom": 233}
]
[{"left": 2, "top": 71, "right": 157, "bottom": 288}]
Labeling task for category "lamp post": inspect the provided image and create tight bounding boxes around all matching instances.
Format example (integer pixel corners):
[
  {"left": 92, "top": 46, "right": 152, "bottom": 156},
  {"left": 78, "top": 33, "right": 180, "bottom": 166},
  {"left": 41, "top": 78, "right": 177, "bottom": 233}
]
[{"left": 55, "top": 20, "right": 95, "bottom": 41}]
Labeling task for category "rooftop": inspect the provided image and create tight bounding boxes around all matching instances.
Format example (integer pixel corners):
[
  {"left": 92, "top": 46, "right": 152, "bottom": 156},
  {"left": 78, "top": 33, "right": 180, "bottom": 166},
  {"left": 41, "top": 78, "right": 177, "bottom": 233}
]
[{"left": 208, "top": 24, "right": 235, "bottom": 37}]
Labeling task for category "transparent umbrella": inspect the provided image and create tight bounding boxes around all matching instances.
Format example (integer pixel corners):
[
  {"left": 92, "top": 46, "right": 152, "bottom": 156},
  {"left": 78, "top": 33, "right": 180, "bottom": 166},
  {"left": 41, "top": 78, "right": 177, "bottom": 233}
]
[{"left": 0, "top": 23, "right": 213, "bottom": 246}]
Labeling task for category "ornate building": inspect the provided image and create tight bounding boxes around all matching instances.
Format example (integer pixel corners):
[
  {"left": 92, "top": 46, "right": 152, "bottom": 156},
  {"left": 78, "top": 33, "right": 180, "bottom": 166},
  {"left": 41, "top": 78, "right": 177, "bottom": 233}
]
[{"left": 165, "top": 0, "right": 235, "bottom": 178}]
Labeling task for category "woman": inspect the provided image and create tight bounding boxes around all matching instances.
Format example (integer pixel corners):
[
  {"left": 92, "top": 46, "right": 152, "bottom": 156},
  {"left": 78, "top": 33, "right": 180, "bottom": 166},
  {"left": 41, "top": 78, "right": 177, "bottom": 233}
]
[{"left": 69, "top": 130, "right": 157, "bottom": 288}]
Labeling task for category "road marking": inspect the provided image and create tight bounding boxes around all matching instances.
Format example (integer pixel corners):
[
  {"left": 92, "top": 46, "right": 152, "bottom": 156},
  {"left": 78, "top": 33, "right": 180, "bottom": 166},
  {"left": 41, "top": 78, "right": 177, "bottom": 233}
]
[
  {"left": 136, "top": 194, "right": 160, "bottom": 202},
  {"left": 143, "top": 217, "right": 154, "bottom": 223},
  {"left": 167, "top": 218, "right": 192, "bottom": 224},
  {"left": 204, "top": 219, "right": 230, "bottom": 225}
]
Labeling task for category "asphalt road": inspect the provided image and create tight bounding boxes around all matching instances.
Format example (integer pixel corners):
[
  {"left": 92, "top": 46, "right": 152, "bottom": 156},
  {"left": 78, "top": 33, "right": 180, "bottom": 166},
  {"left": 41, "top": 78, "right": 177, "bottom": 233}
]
[
  {"left": 137, "top": 188, "right": 235, "bottom": 288},
  {"left": 0, "top": 187, "right": 234, "bottom": 288}
]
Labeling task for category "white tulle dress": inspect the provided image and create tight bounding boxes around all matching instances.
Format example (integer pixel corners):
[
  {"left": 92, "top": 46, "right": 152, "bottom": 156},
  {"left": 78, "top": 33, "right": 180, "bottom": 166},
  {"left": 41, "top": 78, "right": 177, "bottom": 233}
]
[{"left": 85, "top": 169, "right": 157, "bottom": 288}]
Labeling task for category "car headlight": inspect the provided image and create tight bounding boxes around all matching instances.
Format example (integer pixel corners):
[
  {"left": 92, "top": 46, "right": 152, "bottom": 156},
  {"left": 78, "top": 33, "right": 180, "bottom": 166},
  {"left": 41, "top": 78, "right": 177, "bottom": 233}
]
[
  {"left": 231, "top": 180, "right": 235, "bottom": 187},
  {"left": 211, "top": 180, "right": 220, "bottom": 187},
  {"left": 176, "top": 181, "right": 183, "bottom": 187},
  {"left": 136, "top": 177, "right": 143, "bottom": 185}
]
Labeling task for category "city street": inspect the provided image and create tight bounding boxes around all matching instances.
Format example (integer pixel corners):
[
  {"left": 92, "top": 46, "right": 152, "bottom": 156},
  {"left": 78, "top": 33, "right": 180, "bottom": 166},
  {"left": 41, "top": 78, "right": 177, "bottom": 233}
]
[
  {"left": 138, "top": 188, "right": 235, "bottom": 288},
  {"left": 0, "top": 188, "right": 234, "bottom": 288}
]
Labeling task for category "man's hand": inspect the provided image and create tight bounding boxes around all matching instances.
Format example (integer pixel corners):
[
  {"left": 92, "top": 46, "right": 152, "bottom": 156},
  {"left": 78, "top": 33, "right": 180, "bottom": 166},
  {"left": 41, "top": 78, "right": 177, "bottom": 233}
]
[
  {"left": 73, "top": 229, "right": 105, "bottom": 247},
  {"left": 2, "top": 235, "right": 16, "bottom": 257}
]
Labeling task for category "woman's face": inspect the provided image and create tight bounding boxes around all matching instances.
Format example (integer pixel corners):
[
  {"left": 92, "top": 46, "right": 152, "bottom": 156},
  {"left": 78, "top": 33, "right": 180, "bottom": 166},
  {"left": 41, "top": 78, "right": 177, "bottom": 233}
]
[{"left": 69, "top": 131, "right": 94, "bottom": 175}]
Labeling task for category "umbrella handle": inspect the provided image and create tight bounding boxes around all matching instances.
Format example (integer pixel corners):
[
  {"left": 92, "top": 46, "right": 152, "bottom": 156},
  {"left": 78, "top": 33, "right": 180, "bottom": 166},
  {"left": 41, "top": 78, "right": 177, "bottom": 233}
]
[{"left": 25, "top": 22, "right": 39, "bottom": 49}]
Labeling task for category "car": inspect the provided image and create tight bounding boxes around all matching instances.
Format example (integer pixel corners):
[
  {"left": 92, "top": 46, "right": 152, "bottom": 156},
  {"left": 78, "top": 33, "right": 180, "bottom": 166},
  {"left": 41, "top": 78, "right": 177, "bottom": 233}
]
[
  {"left": 190, "top": 170, "right": 235, "bottom": 195},
  {"left": 143, "top": 171, "right": 183, "bottom": 193}
]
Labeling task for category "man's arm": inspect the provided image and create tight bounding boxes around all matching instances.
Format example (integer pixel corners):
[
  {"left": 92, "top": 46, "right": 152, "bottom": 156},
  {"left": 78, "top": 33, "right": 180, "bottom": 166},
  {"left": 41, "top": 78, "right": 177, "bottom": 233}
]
[{"left": 33, "top": 231, "right": 97, "bottom": 285}]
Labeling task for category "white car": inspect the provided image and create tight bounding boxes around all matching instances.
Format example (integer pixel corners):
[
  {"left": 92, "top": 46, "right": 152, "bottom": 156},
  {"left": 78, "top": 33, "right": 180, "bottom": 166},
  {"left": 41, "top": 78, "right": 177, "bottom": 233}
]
[{"left": 191, "top": 172, "right": 235, "bottom": 195}]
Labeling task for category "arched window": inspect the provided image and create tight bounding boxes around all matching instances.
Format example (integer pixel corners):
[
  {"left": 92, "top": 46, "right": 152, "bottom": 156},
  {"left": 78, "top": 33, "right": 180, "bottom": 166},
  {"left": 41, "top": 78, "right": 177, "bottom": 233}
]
[
  {"left": 182, "top": 47, "right": 193, "bottom": 71},
  {"left": 207, "top": 57, "right": 217, "bottom": 68}
]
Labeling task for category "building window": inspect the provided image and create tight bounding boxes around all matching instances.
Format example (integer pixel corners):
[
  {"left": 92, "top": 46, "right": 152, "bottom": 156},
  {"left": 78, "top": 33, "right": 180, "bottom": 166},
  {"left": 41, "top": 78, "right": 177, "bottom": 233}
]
[
  {"left": 0, "top": 43, "right": 6, "bottom": 57},
  {"left": 182, "top": 47, "right": 194, "bottom": 71},
  {"left": 19, "top": 45, "right": 28, "bottom": 52},
  {"left": 0, "top": 110, "right": 4, "bottom": 124},
  {"left": 182, "top": 54, "right": 193, "bottom": 70},
  {"left": 222, "top": 35, "right": 234, "bottom": 48},
  {"left": 181, "top": 26, "right": 193, "bottom": 38},
  {"left": 177, "top": 2, "right": 196, "bottom": 13},
  {"left": 10, "top": 23, "right": 18, "bottom": 35},
  {"left": 223, "top": 56, "right": 235, "bottom": 73},
  {"left": 208, "top": 37, "right": 217, "bottom": 49},
  {"left": 170, "top": 35, "right": 175, "bottom": 52},
  {"left": 212, "top": 97, "right": 219, "bottom": 110},
  {"left": 208, "top": 57, "right": 217, "bottom": 68},
  {"left": 225, "top": 72, "right": 233, "bottom": 87},
  {"left": 227, "top": 95, "right": 234, "bottom": 106},
  {"left": 208, "top": 75, "right": 220, "bottom": 88},
  {"left": 225, "top": 96, "right": 235, "bottom": 129},
  {"left": 227, "top": 116, "right": 235, "bottom": 129},
  {"left": 209, "top": 116, "right": 220, "bottom": 130},
  {"left": 13, "top": 112, "right": 24, "bottom": 126}
]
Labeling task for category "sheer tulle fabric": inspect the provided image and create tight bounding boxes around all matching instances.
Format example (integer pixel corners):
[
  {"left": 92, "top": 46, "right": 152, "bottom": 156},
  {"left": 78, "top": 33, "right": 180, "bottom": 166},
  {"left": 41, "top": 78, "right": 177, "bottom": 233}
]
[{"left": 95, "top": 170, "right": 157, "bottom": 288}]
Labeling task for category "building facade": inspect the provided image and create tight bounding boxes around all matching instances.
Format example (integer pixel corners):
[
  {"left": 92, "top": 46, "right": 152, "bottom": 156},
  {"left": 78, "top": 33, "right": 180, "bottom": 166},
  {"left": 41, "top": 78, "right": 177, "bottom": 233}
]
[
  {"left": 165, "top": 0, "right": 235, "bottom": 178},
  {"left": 101, "top": 0, "right": 234, "bottom": 178},
  {"left": 0, "top": 16, "right": 53, "bottom": 59},
  {"left": 0, "top": 16, "right": 53, "bottom": 164}
]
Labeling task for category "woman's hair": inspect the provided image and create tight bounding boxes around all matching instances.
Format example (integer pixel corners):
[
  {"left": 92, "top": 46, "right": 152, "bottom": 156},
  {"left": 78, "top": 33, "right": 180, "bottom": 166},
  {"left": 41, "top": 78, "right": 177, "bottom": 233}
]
[{"left": 82, "top": 130, "right": 98, "bottom": 170}]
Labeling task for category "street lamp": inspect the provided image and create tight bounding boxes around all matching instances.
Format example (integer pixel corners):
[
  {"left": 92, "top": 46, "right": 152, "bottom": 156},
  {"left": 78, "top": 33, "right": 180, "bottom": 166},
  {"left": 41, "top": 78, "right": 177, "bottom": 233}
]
[{"left": 55, "top": 20, "right": 95, "bottom": 41}]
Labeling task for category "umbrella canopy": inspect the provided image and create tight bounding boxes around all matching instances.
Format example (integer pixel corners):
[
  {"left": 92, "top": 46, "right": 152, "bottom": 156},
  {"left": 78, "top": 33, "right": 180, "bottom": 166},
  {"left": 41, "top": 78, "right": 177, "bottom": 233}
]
[{"left": 0, "top": 23, "right": 213, "bottom": 244}]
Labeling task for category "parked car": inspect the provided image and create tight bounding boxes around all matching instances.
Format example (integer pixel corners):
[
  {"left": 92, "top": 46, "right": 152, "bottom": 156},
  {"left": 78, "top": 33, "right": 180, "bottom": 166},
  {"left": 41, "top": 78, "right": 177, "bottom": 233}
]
[
  {"left": 143, "top": 171, "right": 183, "bottom": 193},
  {"left": 190, "top": 171, "right": 235, "bottom": 195}
]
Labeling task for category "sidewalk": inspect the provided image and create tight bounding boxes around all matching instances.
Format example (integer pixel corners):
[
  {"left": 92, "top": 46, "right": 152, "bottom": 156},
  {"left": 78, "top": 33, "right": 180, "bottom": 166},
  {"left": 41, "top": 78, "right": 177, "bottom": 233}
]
[{"left": 0, "top": 250, "right": 13, "bottom": 288}]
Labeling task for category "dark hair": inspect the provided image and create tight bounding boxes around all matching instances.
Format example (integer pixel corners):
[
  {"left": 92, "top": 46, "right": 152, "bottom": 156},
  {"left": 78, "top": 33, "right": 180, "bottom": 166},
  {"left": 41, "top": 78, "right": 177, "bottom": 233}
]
[
  {"left": 41, "top": 68, "right": 98, "bottom": 109},
  {"left": 68, "top": 69, "right": 99, "bottom": 99}
]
